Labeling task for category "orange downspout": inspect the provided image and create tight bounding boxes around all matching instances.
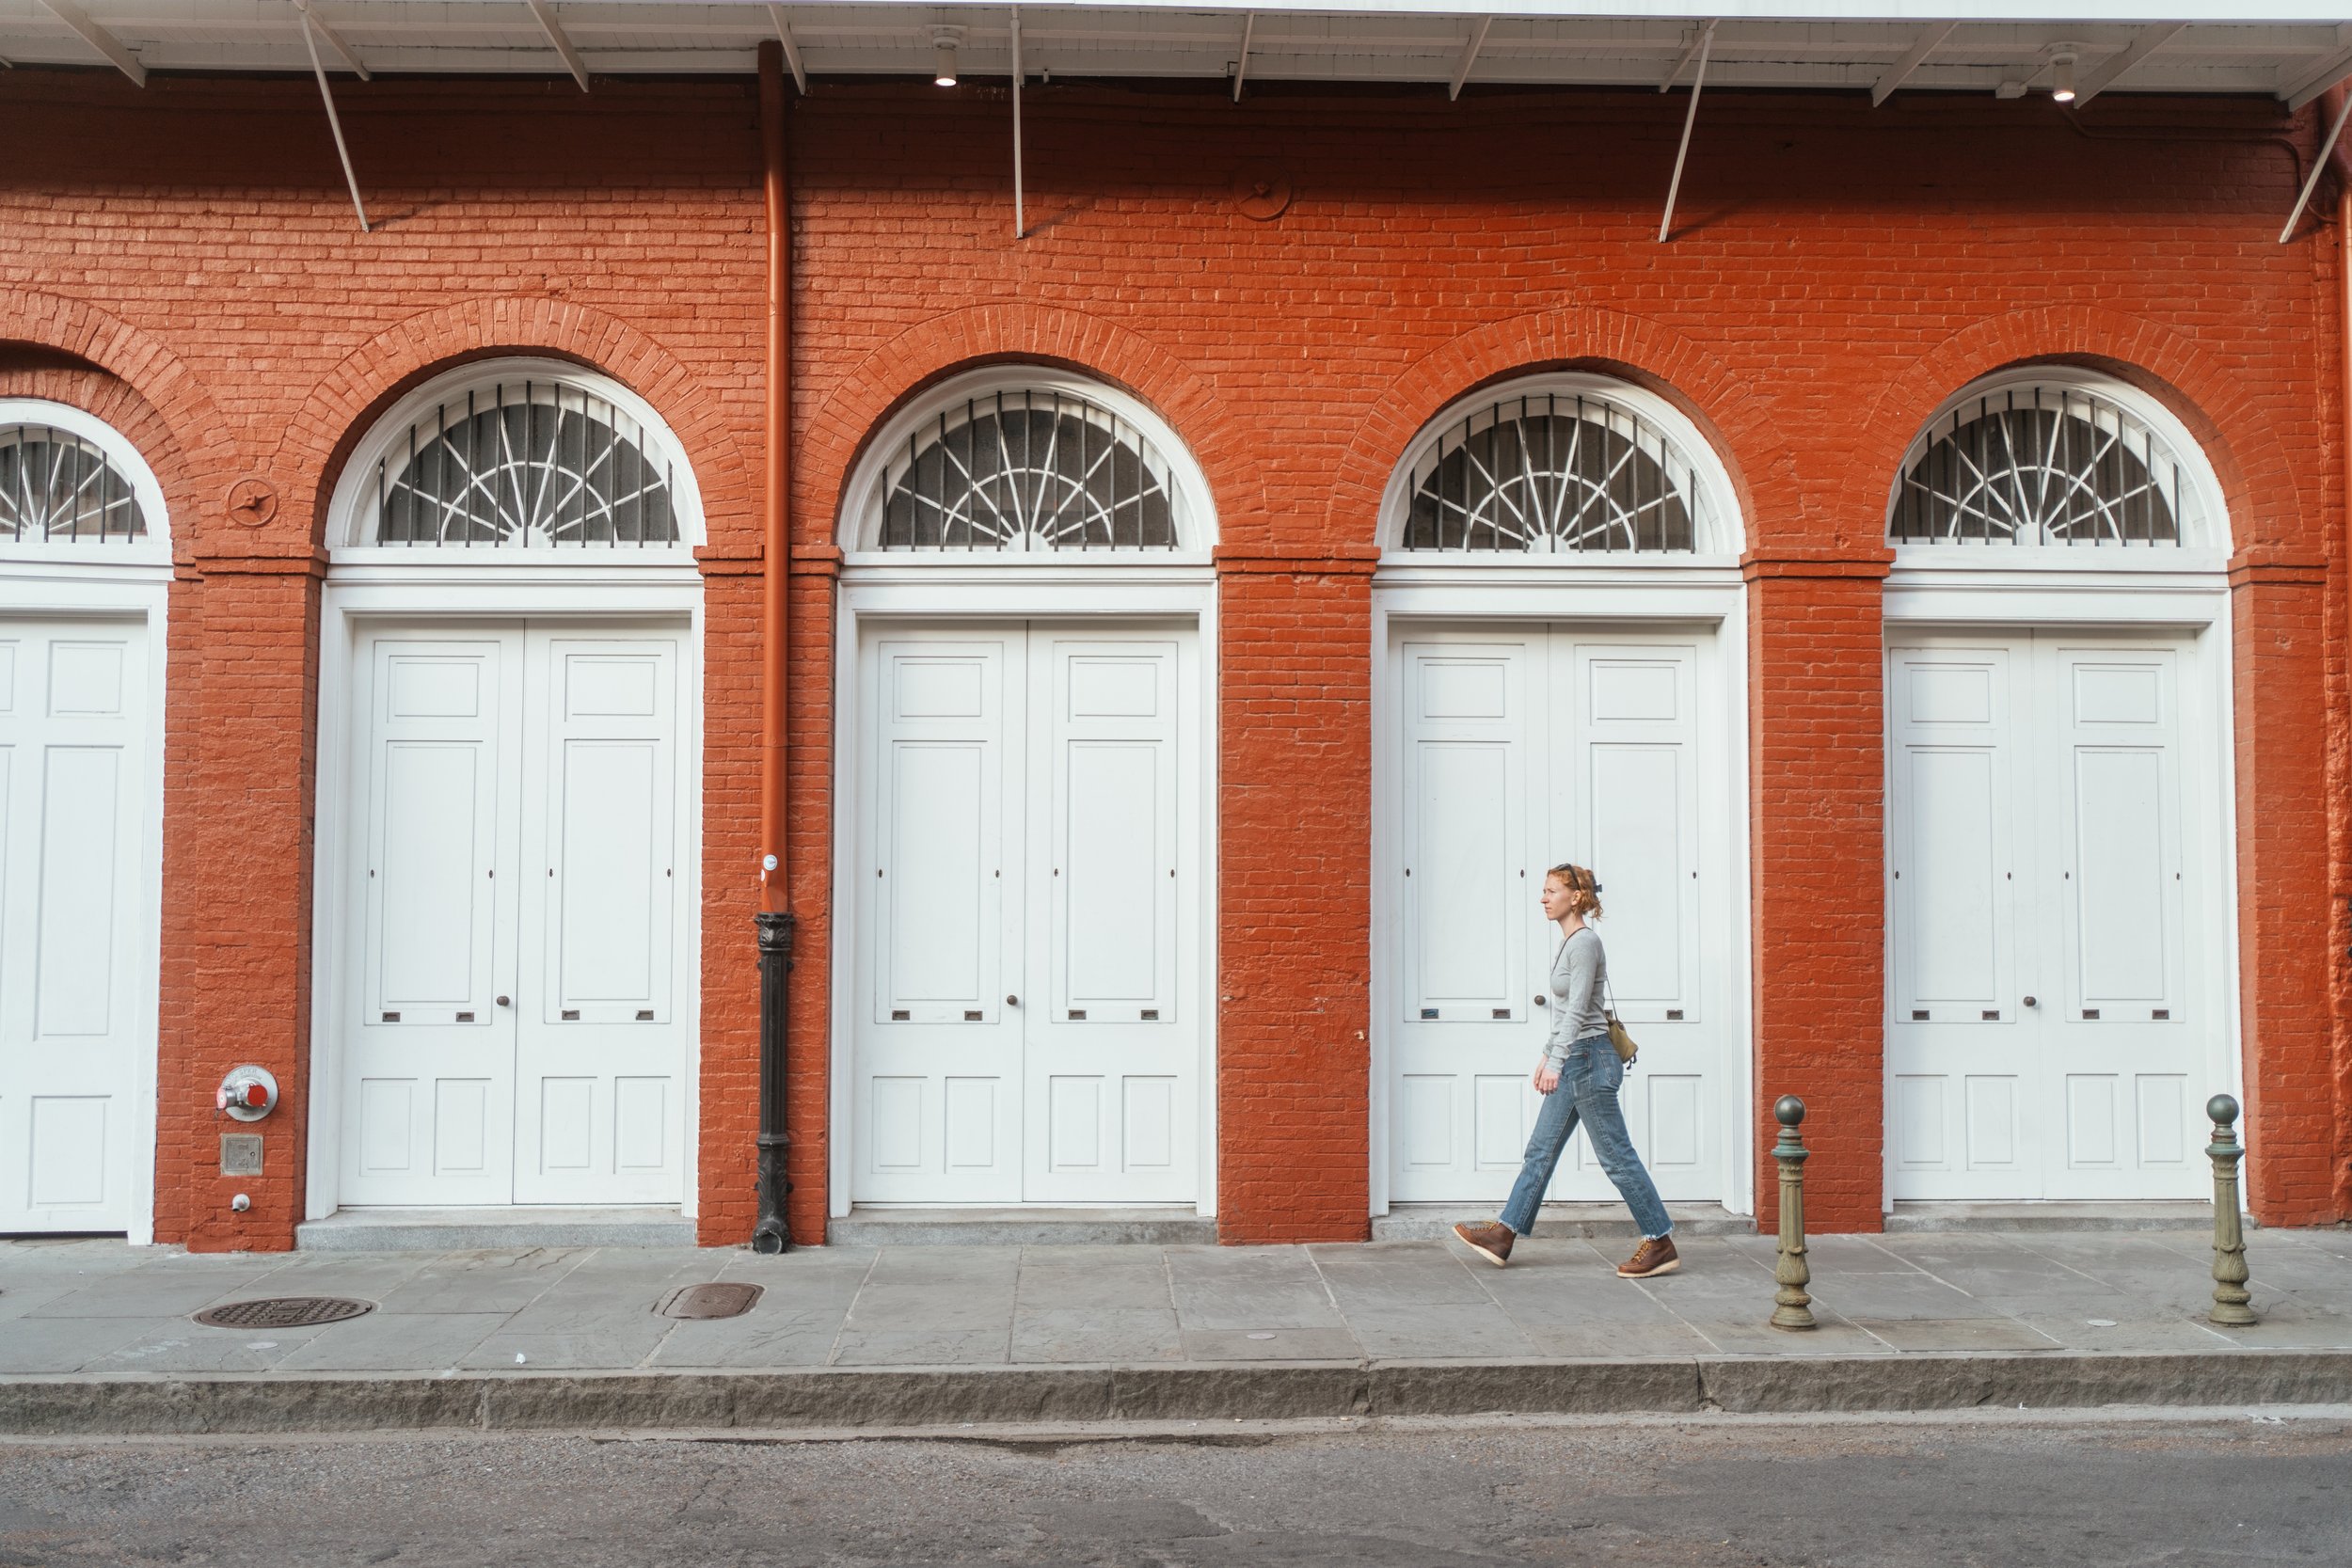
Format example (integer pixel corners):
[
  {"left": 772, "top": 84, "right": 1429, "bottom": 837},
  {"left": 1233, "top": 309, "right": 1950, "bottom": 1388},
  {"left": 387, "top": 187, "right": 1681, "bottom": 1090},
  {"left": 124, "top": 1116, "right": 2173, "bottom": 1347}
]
[
  {"left": 759, "top": 38, "right": 791, "bottom": 918},
  {"left": 752, "top": 39, "right": 796, "bottom": 1253}
]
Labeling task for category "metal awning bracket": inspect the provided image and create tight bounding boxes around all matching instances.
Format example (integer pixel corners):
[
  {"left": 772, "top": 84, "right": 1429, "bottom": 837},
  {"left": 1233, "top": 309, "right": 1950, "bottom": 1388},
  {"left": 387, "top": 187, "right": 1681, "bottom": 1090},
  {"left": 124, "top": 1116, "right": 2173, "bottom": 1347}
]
[
  {"left": 1658, "top": 19, "right": 1714, "bottom": 243},
  {"left": 294, "top": 0, "right": 369, "bottom": 231}
]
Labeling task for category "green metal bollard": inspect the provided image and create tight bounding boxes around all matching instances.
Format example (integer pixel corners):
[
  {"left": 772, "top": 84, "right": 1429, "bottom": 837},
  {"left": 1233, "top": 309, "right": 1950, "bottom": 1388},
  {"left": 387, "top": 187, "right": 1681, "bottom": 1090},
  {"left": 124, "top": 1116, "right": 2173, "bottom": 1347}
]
[
  {"left": 1770, "top": 1094, "right": 1816, "bottom": 1331},
  {"left": 2205, "top": 1094, "right": 2256, "bottom": 1327}
]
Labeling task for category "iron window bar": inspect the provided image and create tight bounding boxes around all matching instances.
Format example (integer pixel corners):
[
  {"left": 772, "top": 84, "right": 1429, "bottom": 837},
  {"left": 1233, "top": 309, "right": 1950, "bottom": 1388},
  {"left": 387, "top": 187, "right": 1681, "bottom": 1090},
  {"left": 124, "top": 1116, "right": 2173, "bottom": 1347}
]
[
  {"left": 1892, "top": 386, "right": 2183, "bottom": 546},
  {"left": 1402, "top": 394, "right": 1700, "bottom": 553},
  {"left": 0, "top": 425, "right": 144, "bottom": 544},
  {"left": 372, "top": 380, "right": 679, "bottom": 546},
  {"left": 878, "top": 388, "right": 1182, "bottom": 550}
]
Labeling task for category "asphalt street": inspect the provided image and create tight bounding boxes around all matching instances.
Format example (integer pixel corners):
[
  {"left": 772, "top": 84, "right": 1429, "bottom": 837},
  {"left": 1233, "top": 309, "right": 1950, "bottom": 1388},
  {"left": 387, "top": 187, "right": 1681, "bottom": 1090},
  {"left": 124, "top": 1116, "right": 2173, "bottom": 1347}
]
[{"left": 4, "top": 1409, "right": 2348, "bottom": 1566}]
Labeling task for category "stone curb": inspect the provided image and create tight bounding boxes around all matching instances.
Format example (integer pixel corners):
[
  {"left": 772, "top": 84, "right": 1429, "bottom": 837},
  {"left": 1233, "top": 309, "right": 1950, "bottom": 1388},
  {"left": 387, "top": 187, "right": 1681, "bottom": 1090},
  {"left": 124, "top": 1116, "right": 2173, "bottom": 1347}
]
[{"left": 6, "top": 1352, "right": 2352, "bottom": 1436}]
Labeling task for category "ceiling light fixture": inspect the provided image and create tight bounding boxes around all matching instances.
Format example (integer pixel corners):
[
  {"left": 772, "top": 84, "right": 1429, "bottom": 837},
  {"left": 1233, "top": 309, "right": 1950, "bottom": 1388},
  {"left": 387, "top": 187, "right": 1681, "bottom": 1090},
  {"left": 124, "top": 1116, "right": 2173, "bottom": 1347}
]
[
  {"left": 2050, "top": 51, "right": 2077, "bottom": 103},
  {"left": 932, "top": 27, "right": 961, "bottom": 87}
]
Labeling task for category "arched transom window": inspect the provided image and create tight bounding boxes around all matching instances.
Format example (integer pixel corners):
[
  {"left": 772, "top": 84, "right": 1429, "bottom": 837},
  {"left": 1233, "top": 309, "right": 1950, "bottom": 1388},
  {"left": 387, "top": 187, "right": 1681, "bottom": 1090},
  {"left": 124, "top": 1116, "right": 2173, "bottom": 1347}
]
[
  {"left": 850, "top": 372, "right": 1208, "bottom": 553},
  {"left": 1, "top": 417, "right": 147, "bottom": 544},
  {"left": 1892, "top": 379, "right": 2210, "bottom": 548},
  {"left": 342, "top": 362, "right": 699, "bottom": 550},
  {"left": 1389, "top": 377, "right": 1729, "bottom": 557}
]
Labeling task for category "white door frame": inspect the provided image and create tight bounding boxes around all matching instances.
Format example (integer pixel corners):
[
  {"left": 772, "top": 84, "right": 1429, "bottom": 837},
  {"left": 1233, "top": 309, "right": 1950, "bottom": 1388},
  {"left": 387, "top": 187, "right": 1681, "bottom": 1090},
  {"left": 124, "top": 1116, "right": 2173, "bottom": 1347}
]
[
  {"left": 1370, "top": 563, "right": 1756, "bottom": 1218},
  {"left": 0, "top": 558, "right": 171, "bottom": 1243},
  {"left": 305, "top": 562, "right": 706, "bottom": 1221},
  {"left": 1882, "top": 562, "right": 2242, "bottom": 1210},
  {"left": 828, "top": 562, "right": 1220, "bottom": 1217}
]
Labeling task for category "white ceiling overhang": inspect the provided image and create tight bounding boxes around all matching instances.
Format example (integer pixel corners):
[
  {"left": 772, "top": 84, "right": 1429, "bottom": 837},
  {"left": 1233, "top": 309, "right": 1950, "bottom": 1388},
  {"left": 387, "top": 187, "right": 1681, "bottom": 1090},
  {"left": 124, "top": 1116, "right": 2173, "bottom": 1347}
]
[{"left": 0, "top": 3, "right": 2347, "bottom": 110}]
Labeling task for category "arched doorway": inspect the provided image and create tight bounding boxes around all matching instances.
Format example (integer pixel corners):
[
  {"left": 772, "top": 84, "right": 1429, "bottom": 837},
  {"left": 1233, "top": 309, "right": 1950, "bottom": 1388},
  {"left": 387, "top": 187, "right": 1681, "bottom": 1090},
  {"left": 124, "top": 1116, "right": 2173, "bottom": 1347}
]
[
  {"left": 307, "top": 359, "right": 707, "bottom": 1218},
  {"left": 1370, "top": 373, "right": 1754, "bottom": 1220},
  {"left": 830, "top": 367, "right": 1218, "bottom": 1212},
  {"left": 1883, "top": 371, "right": 2235, "bottom": 1202},
  {"left": 0, "top": 399, "right": 172, "bottom": 1238}
]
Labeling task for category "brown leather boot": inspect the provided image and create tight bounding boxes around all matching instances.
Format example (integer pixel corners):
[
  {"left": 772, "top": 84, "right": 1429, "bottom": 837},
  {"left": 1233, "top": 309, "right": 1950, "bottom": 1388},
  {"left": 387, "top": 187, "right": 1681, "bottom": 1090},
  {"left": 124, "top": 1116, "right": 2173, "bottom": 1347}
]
[
  {"left": 1453, "top": 1220, "right": 1515, "bottom": 1267},
  {"left": 1616, "top": 1235, "right": 1678, "bottom": 1278}
]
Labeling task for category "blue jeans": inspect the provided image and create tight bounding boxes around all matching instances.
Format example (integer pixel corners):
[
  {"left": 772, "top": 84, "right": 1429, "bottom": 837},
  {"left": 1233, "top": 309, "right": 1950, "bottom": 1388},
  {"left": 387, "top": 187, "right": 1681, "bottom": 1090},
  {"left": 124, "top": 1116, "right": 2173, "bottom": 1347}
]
[{"left": 1499, "top": 1034, "right": 1673, "bottom": 1241}]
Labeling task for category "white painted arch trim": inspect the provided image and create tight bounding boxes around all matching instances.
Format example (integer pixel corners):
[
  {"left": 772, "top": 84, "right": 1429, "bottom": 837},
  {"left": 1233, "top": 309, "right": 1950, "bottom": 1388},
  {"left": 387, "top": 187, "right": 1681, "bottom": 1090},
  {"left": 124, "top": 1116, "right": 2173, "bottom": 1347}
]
[
  {"left": 1377, "top": 372, "right": 1746, "bottom": 561},
  {"left": 1367, "top": 570, "right": 1756, "bottom": 1220},
  {"left": 837, "top": 365, "right": 1220, "bottom": 561},
  {"left": 326, "top": 356, "right": 707, "bottom": 560},
  {"left": 0, "top": 398, "right": 172, "bottom": 569},
  {"left": 1888, "top": 366, "right": 2233, "bottom": 563},
  {"left": 826, "top": 567, "right": 1222, "bottom": 1219}
]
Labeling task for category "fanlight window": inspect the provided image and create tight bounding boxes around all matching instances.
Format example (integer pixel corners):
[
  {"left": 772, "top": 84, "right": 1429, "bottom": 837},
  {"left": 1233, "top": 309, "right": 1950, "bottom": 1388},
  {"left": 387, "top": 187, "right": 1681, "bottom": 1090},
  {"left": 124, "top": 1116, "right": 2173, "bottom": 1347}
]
[
  {"left": 1893, "top": 385, "right": 2186, "bottom": 546},
  {"left": 1401, "top": 393, "right": 1702, "bottom": 554},
  {"left": 367, "top": 379, "right": 678, "bottom": 546},
  {"left": 0, "top": 423, "right": 145, "bottom": 543},
  {"left": 877, "top": 388, "right": 1181, "bottom": 550}
]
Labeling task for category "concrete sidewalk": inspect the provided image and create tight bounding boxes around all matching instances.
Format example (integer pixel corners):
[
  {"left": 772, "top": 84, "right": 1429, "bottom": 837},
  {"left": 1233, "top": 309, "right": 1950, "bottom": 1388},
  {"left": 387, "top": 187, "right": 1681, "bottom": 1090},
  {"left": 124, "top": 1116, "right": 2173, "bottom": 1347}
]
[{"left": 5, "top": 1227, "right": 2351, "bottom": 1434}]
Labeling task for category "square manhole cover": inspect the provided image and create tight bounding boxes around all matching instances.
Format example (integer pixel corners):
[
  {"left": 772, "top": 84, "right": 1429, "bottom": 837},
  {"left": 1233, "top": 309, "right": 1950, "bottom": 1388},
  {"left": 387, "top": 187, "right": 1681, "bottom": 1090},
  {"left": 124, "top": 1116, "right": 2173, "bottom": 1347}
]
[
  {"left": 195, "top": 1297, "right": 374, "bottom": 1330},
  {"left": 658, "top": 1282, "right": 763, "bottom": 1320}
]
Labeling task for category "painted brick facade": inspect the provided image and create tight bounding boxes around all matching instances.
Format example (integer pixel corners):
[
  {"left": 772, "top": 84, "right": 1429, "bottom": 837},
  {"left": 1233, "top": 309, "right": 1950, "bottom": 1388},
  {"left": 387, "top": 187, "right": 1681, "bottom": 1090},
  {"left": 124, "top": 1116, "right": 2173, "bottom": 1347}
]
[{"left": 2, "top": 66, "right": 2346, "bottom": 1245}]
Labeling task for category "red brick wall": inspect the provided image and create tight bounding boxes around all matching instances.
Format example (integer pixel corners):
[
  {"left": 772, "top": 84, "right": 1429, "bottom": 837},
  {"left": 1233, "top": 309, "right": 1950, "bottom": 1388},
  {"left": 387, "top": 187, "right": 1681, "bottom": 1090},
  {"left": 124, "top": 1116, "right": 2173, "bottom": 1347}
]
[{"left": 2, "top": 68, "right": 2344, "bottom": 1242}]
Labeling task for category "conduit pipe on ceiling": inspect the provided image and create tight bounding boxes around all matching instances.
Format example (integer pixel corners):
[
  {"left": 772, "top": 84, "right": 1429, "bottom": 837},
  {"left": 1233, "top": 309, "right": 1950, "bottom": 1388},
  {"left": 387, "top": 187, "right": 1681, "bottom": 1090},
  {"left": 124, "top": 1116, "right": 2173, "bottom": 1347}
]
[{"left": 753, "top": 37, "right": 797, "bottom": 1255}]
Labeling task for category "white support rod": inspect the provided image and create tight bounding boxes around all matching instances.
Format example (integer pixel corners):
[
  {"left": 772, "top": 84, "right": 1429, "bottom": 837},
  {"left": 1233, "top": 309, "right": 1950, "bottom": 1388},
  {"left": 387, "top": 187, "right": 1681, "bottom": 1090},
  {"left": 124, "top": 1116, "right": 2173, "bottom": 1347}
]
[
  {"left": 2280, "top": 87, "right": 2352, "bottom": 245},
  {"left": 299, "top": 2, "right": 371, "bottom": 81},
  {"left": 1658, "top": 17, "right": 1709, "bottom": 93},
  {"left": 1870, "top": 20, "right": 1954, "bottom": 108},
  {"left": 1011, "top": 8, "right": 1025, "bottom": 240},
  {"left": 1658, "top": 19, "right": 1712, "bottom": 244},
  {"left": 299, "top": 8, "right": 370, "bottom": 232},
  {"left": 1449, "top": 16, "right": 1489, "bottom": 102},
  {"left": 766, "top": 3, "right": 806, "bottom": 94},
  {"left": 1232, "top": 11, "right": 1252, "bottom": 102},
  {"left": 35, "top": 0, "right": 144, "bottom": 87},
  {"left": 523, "top": 0, "right": 590, "bottom": 92},
  {"left": 2074, "top": 22, "right": 2184, "bottom": 107}
]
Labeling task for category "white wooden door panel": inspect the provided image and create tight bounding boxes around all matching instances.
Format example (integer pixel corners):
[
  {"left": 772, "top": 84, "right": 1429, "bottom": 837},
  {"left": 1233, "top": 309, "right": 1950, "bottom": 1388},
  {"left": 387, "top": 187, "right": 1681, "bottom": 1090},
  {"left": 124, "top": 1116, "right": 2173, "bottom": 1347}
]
[
  {"left": 339, "top": 622, "right": 690, "bottom": 1209},
  {"left": 850, "top": 624, "right": 1200, "bottom": 1206},
  {"left": 853, "top": 634, "right": 1022, "bottom": 1203},
  {"left": 1391, "top": 637, "right": 1534, "bottom": 1203},
  {"left": 1026, "top": 633, "right": 1193, "bottom": 1203},
  {"left": 1389, "top": 628, "right": 1725, "bottom": 1206},
  {"left": 1561, "top": 641, "right": 1709, "bottom": 1196},
  {"left": 515, "top": 635, "right": 686, "bottom": 1204},
  {"left": 1886, "top": 634, "right": 2215, "bottom": 1200},
  {"left": 0, "top": 621, "right": 151, "bottom": 1232},
  {"left": 343, "top": 632, "right": 521, "bottom": 1205}
]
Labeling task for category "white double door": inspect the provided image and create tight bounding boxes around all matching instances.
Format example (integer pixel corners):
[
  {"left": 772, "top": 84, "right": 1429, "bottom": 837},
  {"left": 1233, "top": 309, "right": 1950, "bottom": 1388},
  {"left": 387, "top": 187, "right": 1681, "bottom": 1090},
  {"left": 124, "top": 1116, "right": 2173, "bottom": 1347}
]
[
  {"left": 1389, "top": 625, "right": 1730, "bottom": 1205},
  {"left": 338, "top": 620, "right": 688, "bottom": 1207},
  {"left": 1887, "top": 632, "right": 2224, "bottom": 1199},
  {"left": 0, "top": 617, "right": 154, "bottom": 1232},
  {"left": 853, "top": 623, "right": 1200, "bottom": 1205}
]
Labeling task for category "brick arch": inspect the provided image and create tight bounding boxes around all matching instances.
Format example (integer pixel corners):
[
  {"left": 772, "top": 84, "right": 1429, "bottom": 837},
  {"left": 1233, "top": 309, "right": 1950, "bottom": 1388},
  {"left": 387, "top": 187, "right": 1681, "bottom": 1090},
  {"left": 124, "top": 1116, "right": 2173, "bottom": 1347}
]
[
  {"left": 275, "top": 296, "right": 756, "bottom": 550},
  {"left": 1854, "top": 307, "right": 2315, "bottom": 556},
  {"left": 0, "top": 288, "right": 241, "bottom": 553},
  {"left": 1327, "top": 309, "right": 1803, "bottom": 555},
  {"left": 804, "top": 304, "right": 1260, "bottom": 547}
]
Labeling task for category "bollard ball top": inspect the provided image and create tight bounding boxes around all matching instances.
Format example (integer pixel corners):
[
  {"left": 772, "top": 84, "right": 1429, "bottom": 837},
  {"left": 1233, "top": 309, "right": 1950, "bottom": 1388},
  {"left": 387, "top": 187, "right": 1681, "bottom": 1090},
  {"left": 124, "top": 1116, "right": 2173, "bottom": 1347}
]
[
  {"left": 2207, "top": 1093, "right": 2239, "bottom": 1127},
  {"left": 1774, "top": 1095, "right": 1805, "bottom": 1127}
]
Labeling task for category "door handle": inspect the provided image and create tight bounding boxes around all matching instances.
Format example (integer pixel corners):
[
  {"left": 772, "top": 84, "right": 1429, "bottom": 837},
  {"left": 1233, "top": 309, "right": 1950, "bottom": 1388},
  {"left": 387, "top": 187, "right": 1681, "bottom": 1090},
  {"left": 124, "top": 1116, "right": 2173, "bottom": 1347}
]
[
  {"left": 2022, "top": 995, "right": 2037, "bottom": 1008},
  {"left": 496, "top": 995, "right": 512, "bottom": 1007},
  {"left": 1006, "top": 994, "right": 1020, "bottom": 1007},
  {"left": 1534, "top": 995, "right": 1548, "bottom": 1007}
]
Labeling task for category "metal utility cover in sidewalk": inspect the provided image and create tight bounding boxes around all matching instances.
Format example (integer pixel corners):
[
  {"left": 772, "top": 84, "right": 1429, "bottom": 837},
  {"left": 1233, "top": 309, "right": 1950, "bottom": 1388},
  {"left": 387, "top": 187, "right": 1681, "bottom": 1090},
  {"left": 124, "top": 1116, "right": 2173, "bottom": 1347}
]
[
  {"left": 658, "top": 1282, "right": 762, "bottom": 1320},
  {"left": 194, "top": 1297, "right": 374, "bottom": 1329}
]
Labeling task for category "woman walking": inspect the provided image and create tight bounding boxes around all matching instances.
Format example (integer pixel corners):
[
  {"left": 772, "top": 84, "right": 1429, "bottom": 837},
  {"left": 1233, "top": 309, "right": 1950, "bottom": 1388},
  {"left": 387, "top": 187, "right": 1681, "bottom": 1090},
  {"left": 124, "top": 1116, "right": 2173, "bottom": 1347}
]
[{"left": 1453, "top": 863, "right": 1677, "bottom": 1278}]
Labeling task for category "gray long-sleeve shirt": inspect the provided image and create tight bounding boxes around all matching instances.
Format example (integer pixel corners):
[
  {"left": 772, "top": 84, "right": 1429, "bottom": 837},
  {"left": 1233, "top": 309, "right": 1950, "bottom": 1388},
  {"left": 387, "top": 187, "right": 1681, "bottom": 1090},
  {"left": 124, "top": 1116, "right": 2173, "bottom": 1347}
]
[{"left": 1544, "top": 927, "right": 1609, "bottom": 1065}]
